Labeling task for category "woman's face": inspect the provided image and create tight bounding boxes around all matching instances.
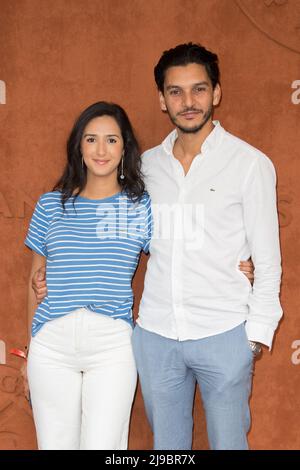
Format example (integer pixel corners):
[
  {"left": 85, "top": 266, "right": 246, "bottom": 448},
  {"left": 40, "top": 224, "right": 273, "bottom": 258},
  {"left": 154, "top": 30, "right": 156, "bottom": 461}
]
[{"left": 81, "top": 115, "right": 124, "bottom": 180}]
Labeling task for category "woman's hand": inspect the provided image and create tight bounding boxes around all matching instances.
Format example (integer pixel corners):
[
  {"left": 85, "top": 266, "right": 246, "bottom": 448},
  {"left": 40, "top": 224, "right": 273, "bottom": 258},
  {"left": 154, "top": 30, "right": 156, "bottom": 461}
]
[{"left": 239, "top": 258, "right": 254, "bottom": 285}]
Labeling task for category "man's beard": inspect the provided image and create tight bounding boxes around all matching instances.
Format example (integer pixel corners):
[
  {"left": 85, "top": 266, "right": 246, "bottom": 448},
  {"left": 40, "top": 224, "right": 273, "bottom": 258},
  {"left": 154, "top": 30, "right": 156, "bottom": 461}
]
[{"left": 168, "top": 105, "right": 213, "bottom": 134}]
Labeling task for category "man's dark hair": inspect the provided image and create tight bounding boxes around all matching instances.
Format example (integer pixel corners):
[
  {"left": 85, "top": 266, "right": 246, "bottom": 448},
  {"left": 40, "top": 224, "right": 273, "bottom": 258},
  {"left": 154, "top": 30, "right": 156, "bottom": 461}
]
[{"left": 154, "top": 42, "right": 220, "bottom": 92}]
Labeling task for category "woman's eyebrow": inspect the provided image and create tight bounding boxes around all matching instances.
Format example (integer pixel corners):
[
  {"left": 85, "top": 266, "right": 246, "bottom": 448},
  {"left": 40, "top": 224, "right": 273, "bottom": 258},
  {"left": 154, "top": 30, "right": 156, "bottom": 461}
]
[{"left": 83, "top": 133, "right": 121, "bottom": 138}]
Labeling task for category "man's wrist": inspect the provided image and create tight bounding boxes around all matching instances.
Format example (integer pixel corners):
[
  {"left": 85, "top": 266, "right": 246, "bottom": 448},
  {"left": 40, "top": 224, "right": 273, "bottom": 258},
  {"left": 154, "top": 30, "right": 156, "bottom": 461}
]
[
  {"left": 245, "top": 321, "right": 274, "bottom": 351},
  {"left": 248, "top": 340, "right": 262, "bottom": 357}
]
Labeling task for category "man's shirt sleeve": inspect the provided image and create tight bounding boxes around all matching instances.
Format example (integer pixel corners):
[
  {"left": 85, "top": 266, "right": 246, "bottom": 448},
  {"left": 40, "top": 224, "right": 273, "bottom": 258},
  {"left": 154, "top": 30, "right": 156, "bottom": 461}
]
[{"left": 242, "top": 155, "right": 283, "bottom": 349}]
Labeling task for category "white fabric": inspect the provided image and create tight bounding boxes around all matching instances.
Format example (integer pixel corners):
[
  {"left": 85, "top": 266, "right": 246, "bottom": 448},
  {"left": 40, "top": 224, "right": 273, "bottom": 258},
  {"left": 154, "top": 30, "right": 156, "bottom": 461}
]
[
  {"left": 138, "top": 121, "right": 282, "bottom": 349},
  {"left": 27, "top": 307, "right": 137, "bottom": 450}
]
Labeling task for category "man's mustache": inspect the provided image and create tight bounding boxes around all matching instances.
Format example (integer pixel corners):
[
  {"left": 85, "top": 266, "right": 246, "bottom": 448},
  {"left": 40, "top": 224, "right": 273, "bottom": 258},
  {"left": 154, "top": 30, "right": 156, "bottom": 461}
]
[{"left": 177, "top": 108, "right": 203, "bottom": 115}]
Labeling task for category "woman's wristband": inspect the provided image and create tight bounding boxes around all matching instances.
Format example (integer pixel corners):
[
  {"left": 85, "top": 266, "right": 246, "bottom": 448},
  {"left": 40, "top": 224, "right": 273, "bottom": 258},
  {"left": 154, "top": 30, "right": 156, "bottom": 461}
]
[{"left": 10, "top": 346, "right": 28, "bottom": 360}]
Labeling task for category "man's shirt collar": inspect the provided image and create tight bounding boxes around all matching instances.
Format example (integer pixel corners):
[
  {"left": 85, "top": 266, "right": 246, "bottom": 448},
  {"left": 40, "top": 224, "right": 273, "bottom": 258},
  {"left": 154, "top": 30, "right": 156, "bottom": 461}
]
[{"left": 162, "top": 120, "right": 224, "bottom": 156}]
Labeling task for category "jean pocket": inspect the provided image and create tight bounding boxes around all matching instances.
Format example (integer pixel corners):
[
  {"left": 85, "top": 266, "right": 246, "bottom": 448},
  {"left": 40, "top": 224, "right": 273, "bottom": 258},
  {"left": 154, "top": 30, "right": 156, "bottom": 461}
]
[
  {"left": 87, "top": 312, "right": 116, "bottom": 331},
  {"left": 238, "top": 322, "right": 254, "bottom": 359},
  {"left": 47, "top": 316, "right": 66, "bottom": 330},
  {"left": 33, "top": 318, "right": 66, "bottom": 343}
]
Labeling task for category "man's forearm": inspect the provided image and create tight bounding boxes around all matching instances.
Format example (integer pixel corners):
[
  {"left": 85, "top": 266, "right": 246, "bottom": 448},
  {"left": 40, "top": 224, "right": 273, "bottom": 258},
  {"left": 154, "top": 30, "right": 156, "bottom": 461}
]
[
  {"left": 243, "top": 156, "right": 283, "bottom": 349},
  {"left": 27, "top": 281, "right": 37, "bottom": 346}
]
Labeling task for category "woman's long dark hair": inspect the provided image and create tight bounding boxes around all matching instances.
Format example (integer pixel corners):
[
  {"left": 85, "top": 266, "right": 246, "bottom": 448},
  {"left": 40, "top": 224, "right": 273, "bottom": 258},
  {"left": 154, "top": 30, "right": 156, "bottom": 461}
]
[{"left": 53, "top": 101, "right": 145, "bottom": 209}]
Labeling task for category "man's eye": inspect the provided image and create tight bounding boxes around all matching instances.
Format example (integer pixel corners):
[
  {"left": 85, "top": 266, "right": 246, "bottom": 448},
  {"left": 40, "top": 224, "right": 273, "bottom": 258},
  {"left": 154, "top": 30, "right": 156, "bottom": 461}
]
[
  {"left": 194, "top": 87, "right": 205, "bottom": 93},
  {"left": 170, "top": 89, "right": 180, "bottom": 95}
]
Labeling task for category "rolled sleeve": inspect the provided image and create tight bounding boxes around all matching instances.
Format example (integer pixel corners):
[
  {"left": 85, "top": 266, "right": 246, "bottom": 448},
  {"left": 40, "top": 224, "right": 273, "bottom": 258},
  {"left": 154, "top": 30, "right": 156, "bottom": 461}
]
[
  {"left": 25, "top": 195, "right": 49, "bottom": 257},
  {"left": 242, "top": 156, "right": 283, "bottom": 349}
]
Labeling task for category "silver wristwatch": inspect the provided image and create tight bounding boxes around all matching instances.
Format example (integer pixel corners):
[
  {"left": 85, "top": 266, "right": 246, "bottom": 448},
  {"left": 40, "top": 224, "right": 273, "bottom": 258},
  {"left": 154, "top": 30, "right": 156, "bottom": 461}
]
[{"left": 248, "top": 340, "right": 262, "bottom": 357}]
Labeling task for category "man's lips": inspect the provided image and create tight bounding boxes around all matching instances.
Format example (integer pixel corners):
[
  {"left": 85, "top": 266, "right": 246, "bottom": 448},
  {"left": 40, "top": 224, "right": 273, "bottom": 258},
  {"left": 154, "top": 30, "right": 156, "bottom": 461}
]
[{"left": 179, "top": 111, "right": 202, "bottom": 119}]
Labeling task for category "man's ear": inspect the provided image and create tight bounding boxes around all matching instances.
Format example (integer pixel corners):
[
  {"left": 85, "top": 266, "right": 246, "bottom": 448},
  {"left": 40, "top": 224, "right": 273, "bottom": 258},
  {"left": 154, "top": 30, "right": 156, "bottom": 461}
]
[
  {"left": 213, "top": 83, "right": 222, "bottom": 107},
  {"left": 159, "top": 91, "right": 167, "bottom": 112}
]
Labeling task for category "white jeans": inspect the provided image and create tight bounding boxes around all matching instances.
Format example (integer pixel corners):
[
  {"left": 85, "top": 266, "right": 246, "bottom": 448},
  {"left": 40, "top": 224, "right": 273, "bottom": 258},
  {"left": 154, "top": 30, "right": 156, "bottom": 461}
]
[{"left": 27, "top": 307, "right": 137, "bottom": 450}]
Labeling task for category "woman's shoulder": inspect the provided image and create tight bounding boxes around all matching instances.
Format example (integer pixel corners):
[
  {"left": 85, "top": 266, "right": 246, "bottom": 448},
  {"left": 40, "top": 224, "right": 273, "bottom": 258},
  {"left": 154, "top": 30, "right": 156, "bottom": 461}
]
[
  {"left": 140, "top": 191, "right": 151, "bottom": 210},
  {"left": 36, "top": 191, "right": 63, "bottom": 213},
  {"left": 123, "top": 191, "right": 151, "bottom": 211},
  {"left": 137, "top": 191, "right": 151, "bottom": 206}
]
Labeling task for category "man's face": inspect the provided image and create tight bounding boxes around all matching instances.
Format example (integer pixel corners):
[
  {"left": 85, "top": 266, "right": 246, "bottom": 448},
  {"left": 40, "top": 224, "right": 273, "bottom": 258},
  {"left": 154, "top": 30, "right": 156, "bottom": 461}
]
[{"left": 159, "top": 63, "right": 221, "bottom": 133}]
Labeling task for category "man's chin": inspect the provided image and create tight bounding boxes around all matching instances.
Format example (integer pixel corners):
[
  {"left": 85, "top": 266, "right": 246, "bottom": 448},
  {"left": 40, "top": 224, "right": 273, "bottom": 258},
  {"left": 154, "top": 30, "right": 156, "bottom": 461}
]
[
  {"left": 170, "top": 107, "right": 213, "bottom": 134},
  {"left": 176, "top": 123, "right": 206, "bottom": 134},
  {"left": 173, "top": 114, "right": 212, "bottom": 134}
]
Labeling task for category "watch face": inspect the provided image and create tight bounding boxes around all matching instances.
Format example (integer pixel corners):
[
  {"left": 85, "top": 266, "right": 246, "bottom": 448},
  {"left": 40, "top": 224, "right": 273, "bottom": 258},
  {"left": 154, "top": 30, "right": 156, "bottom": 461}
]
[
  {"left": 235, "top": 0, "right": 300, "bottom": 55},
  {"left": 254, "top": 345, "right": 262, "bottom": 355}
]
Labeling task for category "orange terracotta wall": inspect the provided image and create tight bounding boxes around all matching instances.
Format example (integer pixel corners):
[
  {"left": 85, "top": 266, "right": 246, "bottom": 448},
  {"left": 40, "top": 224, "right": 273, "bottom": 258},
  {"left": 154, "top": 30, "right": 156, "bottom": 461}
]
[{"left": 0, "top": 0, "right": 299, "bottom": 450}]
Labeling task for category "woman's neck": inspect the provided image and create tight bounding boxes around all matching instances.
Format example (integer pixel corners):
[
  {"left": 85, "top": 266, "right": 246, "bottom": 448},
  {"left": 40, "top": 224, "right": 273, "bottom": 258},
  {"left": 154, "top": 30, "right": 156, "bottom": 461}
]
[{"left": 79, "top": 175, "right": 121, "bottom": 200}]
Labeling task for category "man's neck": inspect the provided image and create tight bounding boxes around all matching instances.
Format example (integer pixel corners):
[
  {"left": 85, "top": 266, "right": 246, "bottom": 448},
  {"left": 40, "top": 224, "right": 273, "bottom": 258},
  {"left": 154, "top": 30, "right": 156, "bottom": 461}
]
[
  {"left": 172, "top": 119, "right": 215, "bottom": 175},
  {"left": 174, "top": 119, "right": 215, "bottom": 160}
]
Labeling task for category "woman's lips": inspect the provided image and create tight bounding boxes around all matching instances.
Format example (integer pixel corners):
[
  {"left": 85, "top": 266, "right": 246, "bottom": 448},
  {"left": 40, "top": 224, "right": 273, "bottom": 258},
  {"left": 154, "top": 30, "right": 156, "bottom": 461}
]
[{"left": 93, "top": 159, "right": 109, "bottom": 165}]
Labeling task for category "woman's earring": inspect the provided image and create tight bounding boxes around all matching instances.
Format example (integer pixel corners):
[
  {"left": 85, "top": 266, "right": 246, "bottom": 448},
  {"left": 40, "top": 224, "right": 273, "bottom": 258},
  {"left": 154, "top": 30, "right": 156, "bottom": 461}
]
[{"left": 120, "top": 155, "right": 125, "bottom": 180}]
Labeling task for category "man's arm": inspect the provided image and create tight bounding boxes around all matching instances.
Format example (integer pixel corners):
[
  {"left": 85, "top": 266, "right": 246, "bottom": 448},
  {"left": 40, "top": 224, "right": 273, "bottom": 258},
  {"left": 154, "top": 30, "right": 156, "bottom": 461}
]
[
  {"left": 242, "top": 156, "right": 283, "bottom": 350},
  {"left": 28, "top": 252, "right": 47, "bottom": 342},
  {"left": 20, "top": 252, "right": 46, "bottom": 401},
  {"left": 30, "top": 260, "right": 254, "bottom": 304},
  {"left": 32, "top": 265, "right": 47, "bottom": 304},
  {"left": 239, "top": 259, "right": 254, "bottom": 283}
]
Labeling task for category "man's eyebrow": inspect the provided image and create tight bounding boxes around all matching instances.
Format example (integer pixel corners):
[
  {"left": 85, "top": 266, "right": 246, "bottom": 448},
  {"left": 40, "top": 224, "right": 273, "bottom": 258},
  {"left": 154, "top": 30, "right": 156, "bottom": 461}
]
[{"left": 166, "top": 81, "right": 210, "bottom": 90}]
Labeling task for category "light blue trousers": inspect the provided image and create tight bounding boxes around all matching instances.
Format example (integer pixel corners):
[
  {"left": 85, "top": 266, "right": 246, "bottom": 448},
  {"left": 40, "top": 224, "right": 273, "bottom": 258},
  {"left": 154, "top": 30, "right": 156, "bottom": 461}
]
[{"left": 132, "top": 322, "right": 254, "bottom": 450}]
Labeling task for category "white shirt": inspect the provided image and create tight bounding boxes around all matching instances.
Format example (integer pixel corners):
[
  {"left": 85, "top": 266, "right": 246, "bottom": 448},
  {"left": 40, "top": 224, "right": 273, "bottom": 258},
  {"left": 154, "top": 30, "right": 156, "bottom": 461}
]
[{"left": 137, "top": 121, "right": 283, "bottom": 349}]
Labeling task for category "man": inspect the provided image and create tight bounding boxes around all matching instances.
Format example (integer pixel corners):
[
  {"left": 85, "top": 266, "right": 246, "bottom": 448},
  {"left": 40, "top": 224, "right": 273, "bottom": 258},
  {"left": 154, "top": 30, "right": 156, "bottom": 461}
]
[
  {"left": 31, "top": 43, "right": 282, "bottom": 450},
  {"left": 131, "top": 43, "right": 282, "bottom": 450}
]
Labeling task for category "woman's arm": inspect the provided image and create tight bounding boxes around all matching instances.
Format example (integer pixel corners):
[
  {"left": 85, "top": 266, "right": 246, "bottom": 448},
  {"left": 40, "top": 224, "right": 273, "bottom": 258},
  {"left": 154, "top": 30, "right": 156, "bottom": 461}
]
[{"left": 27, "top": 252, "right": 46, "bottom": 345}]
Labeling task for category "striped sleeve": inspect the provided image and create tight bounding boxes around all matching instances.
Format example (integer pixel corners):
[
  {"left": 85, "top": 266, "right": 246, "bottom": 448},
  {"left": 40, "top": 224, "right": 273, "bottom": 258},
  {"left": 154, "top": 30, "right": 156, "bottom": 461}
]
[
  {"left": 142, "top": 194, "right": 153, "bottom": 254},
  {"left": 25, "top": 195, "right": 50, "bottom": 257}
]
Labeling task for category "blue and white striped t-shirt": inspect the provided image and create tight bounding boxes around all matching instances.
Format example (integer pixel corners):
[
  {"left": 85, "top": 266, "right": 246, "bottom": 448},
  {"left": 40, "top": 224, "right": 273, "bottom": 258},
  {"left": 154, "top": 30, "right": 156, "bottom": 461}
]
[{"left": 25, "top": 190, "right": 152, "bottom": 336}]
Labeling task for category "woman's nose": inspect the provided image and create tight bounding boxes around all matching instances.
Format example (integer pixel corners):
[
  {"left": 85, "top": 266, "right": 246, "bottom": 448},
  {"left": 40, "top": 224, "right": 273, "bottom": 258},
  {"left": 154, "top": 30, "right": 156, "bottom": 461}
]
[{"left": 96, "top": 141, "right": 106, "bottom": 156}]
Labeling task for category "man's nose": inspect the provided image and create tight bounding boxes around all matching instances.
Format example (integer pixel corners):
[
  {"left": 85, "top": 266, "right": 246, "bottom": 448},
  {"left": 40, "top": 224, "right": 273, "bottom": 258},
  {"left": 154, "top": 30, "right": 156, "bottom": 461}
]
[{"left": 182, "top": 91, "right": 194, "bottom": 109}]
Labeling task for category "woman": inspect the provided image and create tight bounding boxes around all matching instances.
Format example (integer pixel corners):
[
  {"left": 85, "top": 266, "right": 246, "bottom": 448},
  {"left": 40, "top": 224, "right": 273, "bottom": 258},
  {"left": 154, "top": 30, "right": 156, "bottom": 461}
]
[{"left": 23, "top": 102, "right": 152, "bottom": 450}]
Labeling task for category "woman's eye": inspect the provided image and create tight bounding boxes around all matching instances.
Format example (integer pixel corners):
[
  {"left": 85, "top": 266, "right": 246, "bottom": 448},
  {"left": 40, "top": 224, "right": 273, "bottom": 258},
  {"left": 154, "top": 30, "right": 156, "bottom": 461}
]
[
  {"left": 108, "top": 138, "right": 117, "bottom": 144},
  {"left": 86, "top": 137, "right": 96, "bottom": 143}
]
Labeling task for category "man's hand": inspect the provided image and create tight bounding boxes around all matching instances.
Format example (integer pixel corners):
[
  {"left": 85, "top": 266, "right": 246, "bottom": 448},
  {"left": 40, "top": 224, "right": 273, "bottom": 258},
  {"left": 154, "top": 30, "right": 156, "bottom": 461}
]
[
  {"left": 239, "top": 258, "right": 254, "bottom": 285},
  {"left": 32, "top": 266, "right": 47, "bottom": 304}
]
